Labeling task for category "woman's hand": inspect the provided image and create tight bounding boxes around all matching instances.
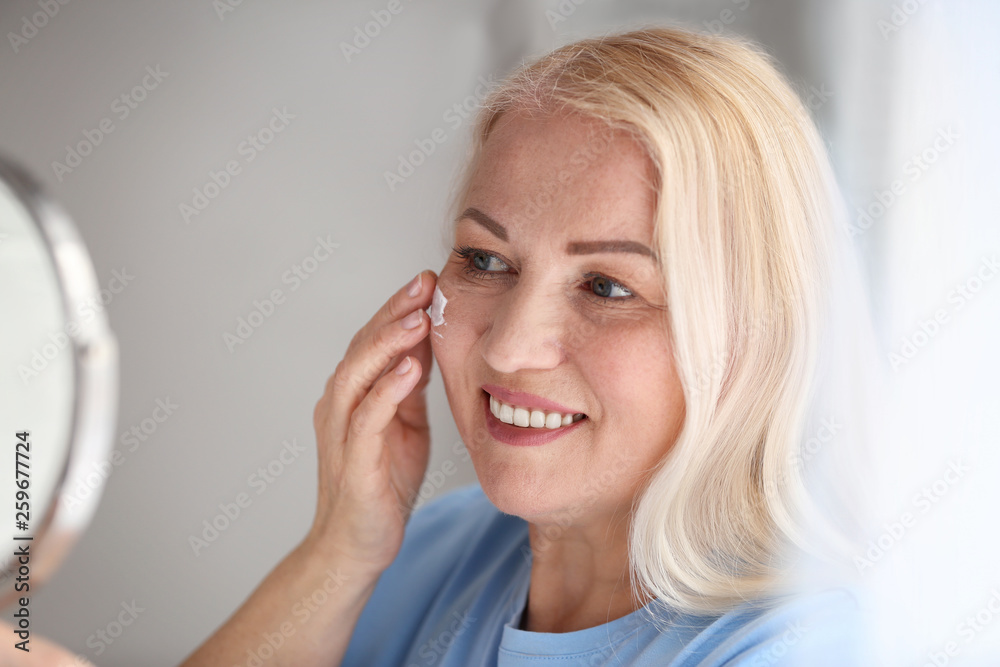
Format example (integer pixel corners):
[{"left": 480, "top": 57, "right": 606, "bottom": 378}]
[
  {"left": 180, "top": 270, "right": 438, "bottom": 667},
  {"left": 306, "top": 270, "right": 436, "bottom": 575}
]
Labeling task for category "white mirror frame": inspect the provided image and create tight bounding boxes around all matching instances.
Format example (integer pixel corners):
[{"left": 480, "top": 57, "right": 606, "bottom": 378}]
[{"left": 0, "top": 154, "right": 118, "bottom": 609}]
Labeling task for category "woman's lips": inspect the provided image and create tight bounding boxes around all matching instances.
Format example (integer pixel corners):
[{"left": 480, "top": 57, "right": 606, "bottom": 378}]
[
  {"left": 481, "top": 391, "right": 587, "bottom": 447},
  {"left": 481, "top": 383, "right": 582, "bottom": 414}
]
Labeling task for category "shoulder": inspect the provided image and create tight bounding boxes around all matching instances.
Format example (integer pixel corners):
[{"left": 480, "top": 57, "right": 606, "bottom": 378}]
[{"left": 664, "top": 587, "right": 865, "bottom": 667}]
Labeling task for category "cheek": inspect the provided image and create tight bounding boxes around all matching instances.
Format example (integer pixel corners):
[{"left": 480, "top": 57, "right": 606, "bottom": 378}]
[
  {"left": 577, "top": 321, "right": 683, "bottom": 425},
  {"left": 560, "top": 307, "right": 657, "bottom": 364},
  {"left": 432, "top": 273, "right": 496, "bottom": 333},
  {"left": 428, "top": 276, "right": 492, "bottom": 373}
]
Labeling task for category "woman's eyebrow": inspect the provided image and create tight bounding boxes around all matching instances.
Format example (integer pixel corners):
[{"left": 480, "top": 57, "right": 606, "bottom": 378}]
[
  {"left": 458, "top": 207, "right": 508, "bottom": 241},
  {"left": 457, "top": 207, "right": 658, "bottom": 261},
  {"left": 565, "top": 239, "right": 658, "bottom": 261}
]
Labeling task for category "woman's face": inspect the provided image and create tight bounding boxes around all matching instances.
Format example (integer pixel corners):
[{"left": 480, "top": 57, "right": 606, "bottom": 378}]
[{"left": 432, "top": 110, "right": 685, "bottom": 524}]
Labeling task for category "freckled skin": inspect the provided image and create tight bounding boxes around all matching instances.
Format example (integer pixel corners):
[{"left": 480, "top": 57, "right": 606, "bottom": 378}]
[{"left": 431, "top": 108, "right": 686, "bottom": 526}]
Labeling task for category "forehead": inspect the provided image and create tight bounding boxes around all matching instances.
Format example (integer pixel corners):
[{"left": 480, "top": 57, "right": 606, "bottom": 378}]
[{"left": 463, "top": 110, "right": 658, "bottom": 242}]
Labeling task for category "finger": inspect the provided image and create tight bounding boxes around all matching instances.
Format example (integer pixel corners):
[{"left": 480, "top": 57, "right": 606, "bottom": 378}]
[
  {"left": 327, "top": 307, "right": 428, "bottom": 443},
  {"left": 377, "top": 271, "right": 437, "bottom": 382},
  {"left": 344, "top": 355, "right": 422, "bottom": 472},
  {"left": 373, "top": 301, "right": 435, "bottom": 388},
  {"left": 357, "top": 271, "right": 437, "bottom": 385},
  {"left": 395, "top": 332, "right": 433, "bottom": 429},
  {"left": 347, "top": 269, "right": 436, "bottom": 356},
  {"left": 322, "top": 272, "right": 436, "bottom": 442}
]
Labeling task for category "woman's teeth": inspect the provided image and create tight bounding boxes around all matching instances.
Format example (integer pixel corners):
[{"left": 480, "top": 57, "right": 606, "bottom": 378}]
[{"left": 488, "top": 394, "right": 585, "bottom": 429}]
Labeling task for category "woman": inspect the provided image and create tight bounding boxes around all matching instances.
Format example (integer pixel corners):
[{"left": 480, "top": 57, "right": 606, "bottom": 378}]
[{"left": 181, "top": 25, "right": 873, "bottom": 666}]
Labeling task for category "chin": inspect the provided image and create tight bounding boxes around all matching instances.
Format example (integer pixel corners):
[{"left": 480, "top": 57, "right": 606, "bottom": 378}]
[{"left": 470, "top": 454, "right": 572, "bottom": 522}]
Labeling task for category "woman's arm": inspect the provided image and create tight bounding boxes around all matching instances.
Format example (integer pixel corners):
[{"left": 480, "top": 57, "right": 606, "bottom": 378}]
[
  {"left": 178, "top": 537, "right": 381, "bottom": 667},
  {"left": 180, "top": 270, "right": 438, "bottom": 667}
]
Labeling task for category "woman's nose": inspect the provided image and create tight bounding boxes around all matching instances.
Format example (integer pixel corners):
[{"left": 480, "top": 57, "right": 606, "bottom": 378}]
[{"left": 480, "top": 283, "right": 566, "bottom": 374}]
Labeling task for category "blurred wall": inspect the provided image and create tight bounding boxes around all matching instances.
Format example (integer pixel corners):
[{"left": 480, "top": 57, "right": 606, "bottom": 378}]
[{"left": 4, "top": 1, "right": 995, "bottom": 665}]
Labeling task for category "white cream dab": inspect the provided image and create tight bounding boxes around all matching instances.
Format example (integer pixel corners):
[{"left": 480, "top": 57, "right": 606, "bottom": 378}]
[{"left": 429, "top": 285, "right": 447, "bottom": 338}]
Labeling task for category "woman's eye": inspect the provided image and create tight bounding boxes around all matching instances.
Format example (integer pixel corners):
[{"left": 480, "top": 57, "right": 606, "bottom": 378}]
[
  {"left": 470, "top": 250, "right": 508, "bottom": 272},
  {"left": 453, "top": 245, "right": 511, "bottom": 277},
  {"left": 453, "top": 245, "right": 634, "bottom": 302},
  {"left": 585, "top": 273, "right": 633, "bottom": 300}
]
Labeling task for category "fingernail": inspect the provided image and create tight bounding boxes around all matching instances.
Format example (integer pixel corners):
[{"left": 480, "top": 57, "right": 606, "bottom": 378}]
[
  {"left": 401, "top": 309, "right": 422, "bottom": 329},
  {"left": 406, "top": 272, "right": 422, "bottom": 297},
  {"left": 395, "top": 356, "right": 413, "bottom": 375}
]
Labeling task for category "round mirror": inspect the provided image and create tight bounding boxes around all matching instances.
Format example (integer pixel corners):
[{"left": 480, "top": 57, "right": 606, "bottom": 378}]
[{"left": 0, "top": 154, "right": 118, "bottom": 614}]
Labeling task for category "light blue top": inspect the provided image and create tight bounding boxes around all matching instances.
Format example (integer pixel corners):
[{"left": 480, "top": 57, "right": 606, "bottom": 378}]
[{"left": 343, "top": 483, "right": 862, "bottom": 666}]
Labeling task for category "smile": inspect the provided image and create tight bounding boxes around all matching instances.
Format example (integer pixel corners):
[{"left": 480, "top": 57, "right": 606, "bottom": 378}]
[
  {"left": 488, "top": 393, "right": 585, "bottom": 429},
  {"left": 481, "top": 390, "right": 588, "bottom": 447}
]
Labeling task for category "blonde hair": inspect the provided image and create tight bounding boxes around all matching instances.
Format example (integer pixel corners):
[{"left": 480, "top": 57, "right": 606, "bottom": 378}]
[{"left": 447, "top": 25, "right": 879, "bottom": 616}]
